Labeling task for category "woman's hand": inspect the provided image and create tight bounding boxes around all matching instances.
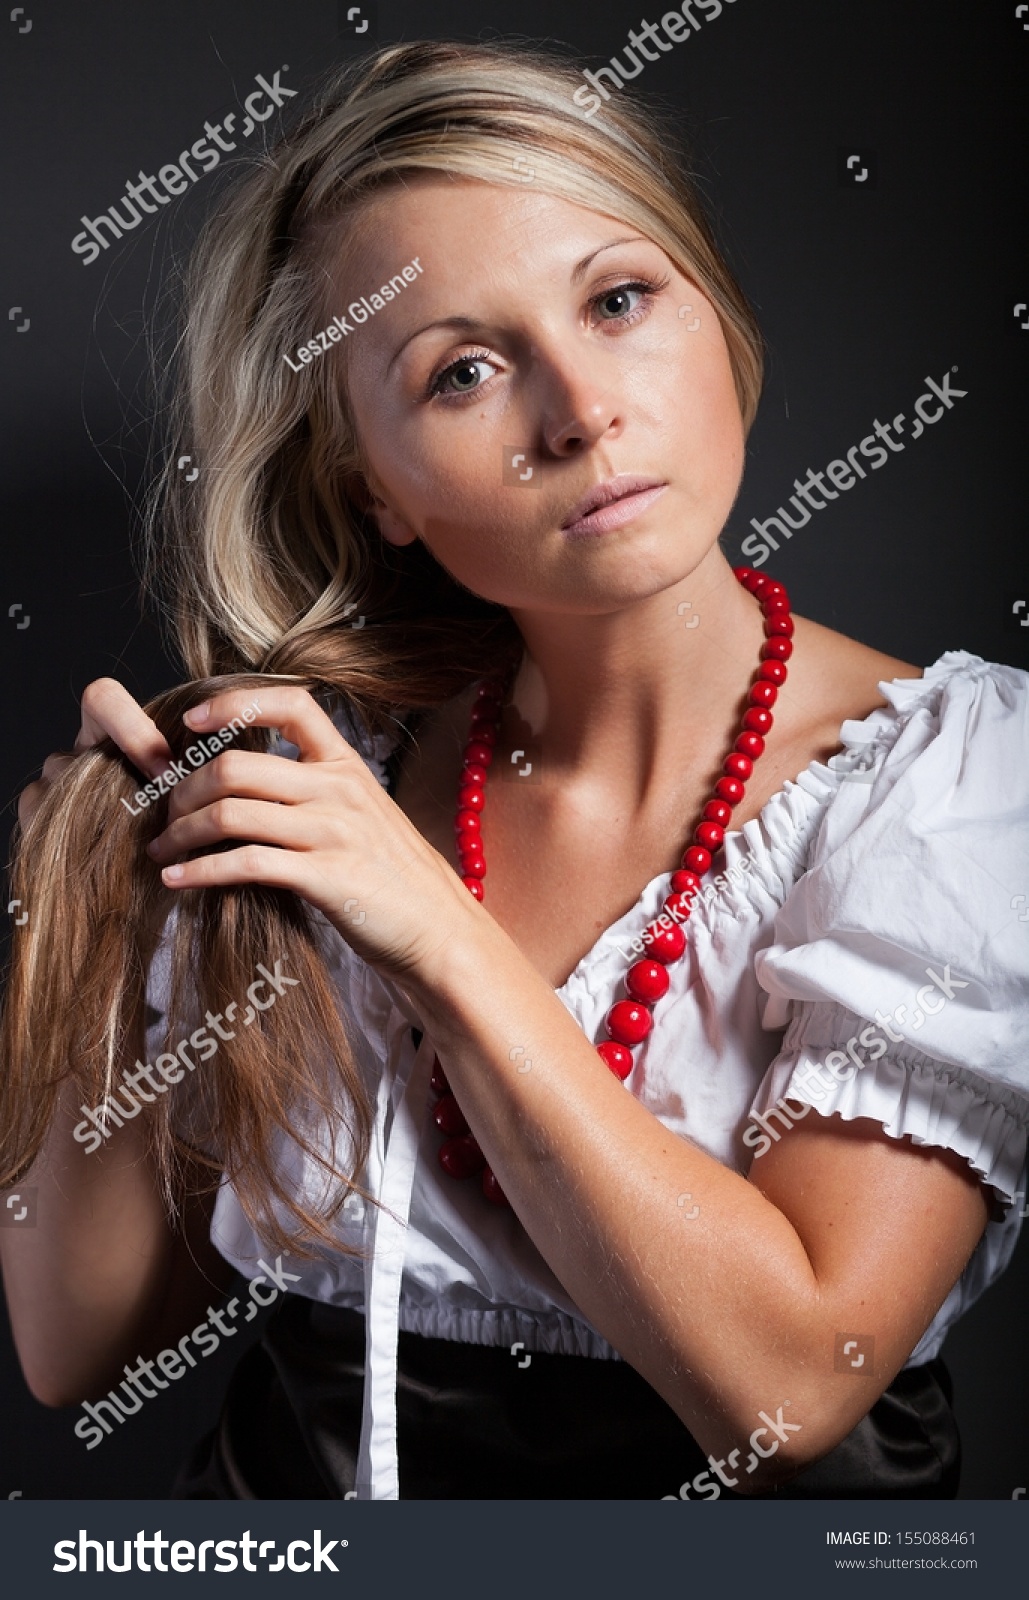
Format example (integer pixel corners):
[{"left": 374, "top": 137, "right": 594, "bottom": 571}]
[
  {"left": 145, "top": 685, "right": 479, "bottom": 981},
  {"left": 17, "top": 677, "right": 174, "bottom": 831}
]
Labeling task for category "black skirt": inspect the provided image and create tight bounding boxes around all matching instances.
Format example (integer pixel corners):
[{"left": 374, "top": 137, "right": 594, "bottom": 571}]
[{"left": 171, "top": 1294, "right": 960, "bottom": 1499}]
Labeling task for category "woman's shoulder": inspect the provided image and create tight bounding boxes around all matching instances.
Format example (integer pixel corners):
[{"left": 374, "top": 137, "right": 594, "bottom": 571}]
[
  {"left": 785, "top": 615, "right": 919, "bottom": 755},
  {"left": 783, "top": 614, "right": 1027, "bottom": 770}
]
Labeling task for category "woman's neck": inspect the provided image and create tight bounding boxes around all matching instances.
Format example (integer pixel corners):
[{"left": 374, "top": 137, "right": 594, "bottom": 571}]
[{"left": 505, "top": 551, "right": 768, "bottom": 807}]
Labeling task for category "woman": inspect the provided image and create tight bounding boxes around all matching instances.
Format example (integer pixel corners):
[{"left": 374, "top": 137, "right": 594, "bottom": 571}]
[{"left": 3, "top": 40, "right": 1026, "bottom": 1501}]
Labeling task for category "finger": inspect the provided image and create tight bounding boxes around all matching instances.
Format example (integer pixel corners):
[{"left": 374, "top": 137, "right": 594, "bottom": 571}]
[
  {"left": 41, "top": 753, "right": 76, "bottom": 784},
  {"left": 160, "top": 841, "right": 306, "bottom": 895},
  {"left": 18, "top": 756, "right": 76, "bottom": 830},
  {"left": 17, "top": 779, "right": 48, "bottom": 831},
  {"left": 149, "top": 795, "right": 323, "bottom": 866},
  {"left": 182, "top": 686, "right": 352, "bottom": 767},
  {"left": 78, "top": 677, "right": 173, "bottom": 780},
  {"left": 163, "top": 748, "right": 318, "bottom": 825}
]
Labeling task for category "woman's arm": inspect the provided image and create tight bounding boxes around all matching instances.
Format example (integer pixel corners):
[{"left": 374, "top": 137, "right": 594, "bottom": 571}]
[
  {"left": 400, "top": 924, "right": 989, "bottom": 1483},
  {"left": 0, "top": 1081, "right": 233, "bottom": 1407}
]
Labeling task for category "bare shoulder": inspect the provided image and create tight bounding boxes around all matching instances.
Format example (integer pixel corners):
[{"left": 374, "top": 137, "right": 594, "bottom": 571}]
[
  {"left": 781, "top": 614, "right": 922, "bottom": 762},
  {"left": 793, "top": 614, "right": 920, "bottom": 689}
]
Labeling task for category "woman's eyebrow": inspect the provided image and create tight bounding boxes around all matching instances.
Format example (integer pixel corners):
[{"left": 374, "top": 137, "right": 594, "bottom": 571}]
[
  {"left": 569, "top": 235, "right": 650, "bottom": 285},
  {"left": 386, "top": 315, "right": 482, "bottom": 376},
  {"left": 384, "top": 236, "right": 652, "bottom": 375}
]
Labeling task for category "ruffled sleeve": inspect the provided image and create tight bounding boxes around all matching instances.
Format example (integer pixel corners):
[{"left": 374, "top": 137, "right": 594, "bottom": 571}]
[{"left": 749, "top": 652, "right": 1029, "bottom": 1205}]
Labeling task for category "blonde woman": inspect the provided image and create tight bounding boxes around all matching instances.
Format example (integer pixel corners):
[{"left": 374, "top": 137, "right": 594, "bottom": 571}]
[{"left": 3, "top": 41, "right": 1026, "bottom": 1501}]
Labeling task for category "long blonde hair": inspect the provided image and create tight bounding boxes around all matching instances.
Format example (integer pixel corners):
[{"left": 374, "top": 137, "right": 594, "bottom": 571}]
[{"left": 3, "top": 40, "right": 765, "bottom": 1254}]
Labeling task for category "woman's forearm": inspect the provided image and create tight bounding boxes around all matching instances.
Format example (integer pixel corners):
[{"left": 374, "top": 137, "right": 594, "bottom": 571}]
[
  {"left": 0, "top": 1080, "right": 231, "bottom": 1406},
  {"left": 398, "top": 911, "right": 842, "bottom": 1470}
]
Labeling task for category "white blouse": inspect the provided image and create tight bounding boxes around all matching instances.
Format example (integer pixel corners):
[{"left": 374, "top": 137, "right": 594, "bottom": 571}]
[{"left": 148, "top": 649, "right": 1029, "bottom": 1499}]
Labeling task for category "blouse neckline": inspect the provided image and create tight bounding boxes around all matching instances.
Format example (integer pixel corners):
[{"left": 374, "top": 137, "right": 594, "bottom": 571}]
[{"left": 374, "top": 652, "right": 982, "bottom": 999}]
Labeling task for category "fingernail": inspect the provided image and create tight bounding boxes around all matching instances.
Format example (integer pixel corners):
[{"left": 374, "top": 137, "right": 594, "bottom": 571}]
[
  {"left": 146, "top": 839, "right": 160, "bottom": 857},
  {"left": 184, "top": 701, "right": 210, "bottom": 727},
  {"left": 162, "top": 864, "right": 185, "bottom": 882}
]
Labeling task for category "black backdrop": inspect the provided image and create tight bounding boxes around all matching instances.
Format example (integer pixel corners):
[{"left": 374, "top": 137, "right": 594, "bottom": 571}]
[{"left": 1, "top": 0, "right": 1026, "bottom": 1499}]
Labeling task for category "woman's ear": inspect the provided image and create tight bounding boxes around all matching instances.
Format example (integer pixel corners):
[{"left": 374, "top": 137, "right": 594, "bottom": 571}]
[{"left": 344, "top": 472, "right": 419, "bottom": 547}]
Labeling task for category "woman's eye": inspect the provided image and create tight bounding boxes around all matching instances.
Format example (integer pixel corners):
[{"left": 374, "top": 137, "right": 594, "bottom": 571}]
[
  {"left": 592, "top": 282, "right": 652, "bottom": 323},
  {"left": 430, "top": 353, "right": 496, "bottom": 398}
]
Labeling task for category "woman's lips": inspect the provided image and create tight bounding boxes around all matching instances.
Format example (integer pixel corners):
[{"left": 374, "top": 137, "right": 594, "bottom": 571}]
[{"left": 561, "top": 482, "right": 669, "bottom": 537}]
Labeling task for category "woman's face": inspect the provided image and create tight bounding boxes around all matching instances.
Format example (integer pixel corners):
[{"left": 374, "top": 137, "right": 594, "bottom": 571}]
[{"left": 332, "top": 175, "right": 745, "bottom": 615}]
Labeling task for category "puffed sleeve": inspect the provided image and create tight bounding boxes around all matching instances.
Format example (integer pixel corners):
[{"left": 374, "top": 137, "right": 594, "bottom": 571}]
[{"left": 749, "top": 652, "right": 1029, "bottom": 1204}]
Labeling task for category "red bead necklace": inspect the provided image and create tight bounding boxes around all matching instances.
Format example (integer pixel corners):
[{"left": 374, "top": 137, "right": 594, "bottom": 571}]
[{"left": 430, "top": 566, "right": 794, "bottom": 1207}]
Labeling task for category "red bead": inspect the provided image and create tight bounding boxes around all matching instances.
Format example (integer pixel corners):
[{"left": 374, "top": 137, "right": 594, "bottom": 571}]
[
  {"left": 762, "top": 598, "right": 790, "bottom": 619},
  {"left": 455, "top": 809, "right": 481, "bottom": 834},
  {"left": 434, "top": 1093, "right": 470, "bottom": 1136},
  {"left": 715, "top": 776, "right": 745, "bottom": 806},
  {"left": 456, "top": 828, "right": 480, "bottom": 855},
  {"left": 703, "top": 799, "right": 732, "bottom": 828},
  {"left": 626, "top": 959, "right": 670, "bottom": 1002},
  {"left": 430, "top": 1057, "right": 450, "bottom": 1096},
  {"left": 761, "top": 637, "right": 793, "bottom": 662},
  {"left": 682, "top": 845, "right": 712, "bottom": 875},
  {"left": 457, "top": 785, "right": 485, "bottom": 811},
  {"left": 765, "top": 615, "right": 794, "bottom": 638},
  {"left": 670, "top": 869, "right": 703, "bottom": 897},
  {"left": 467, "top": 720, "right": 497, "bottom": 745},
  {"left": 438, "top": 1134, "right": 485, "bottom": 1178},
  {"left": 694, "top": 821, "right": 724, "bottom": 852},
  {"left": 762, "top": 582, "right": 788, "bottom": 604},
  {"left": 743, "top": 707, "right": 773, "bottom": 736},
  {"left": 460, "top": 855, "right": 486, "bottom": 878},
  {"left": 476, "top": 682, "right": 503, "bottom": 702},
  {"left": 663, "top": 891, "right": 695, "bottom": 922},
  {"left": 463, "top": 742, "right": 494, "bottom": 768},
  {"left": 481, "top": 1167, "right": 512, "bottom": 1206},
  {"left": 723, "top": 751, "right": 753, "bottom": 781},
  {"left": 605, "top": 1000, "right": 653, "bottom": 1046},
  {"left": 462, "top": 763, "right": 488, "bottom": 786},
  {"left": 462, "top": 877, "right": 484, "bottom": 900},
  {"left": 643, "top": 920, "right": 688, "bottom": 962},
  {"left": 598, "top": 1041, "right": 634, "bottom": 1082},
  {"left": 732, "top": 564, "right": 756, "bottom": 585},
  {"left": 759, "top": 660, "right": 787, "bottom": 685},
  {"left": 735, "top": 731, "right": 764, "bottom": 760},
  {"left": 750, "top": 573, "right": 771, "bottom": 596},
  {"left": 749, "top": 682, "right": 778, "bottom": 709}
]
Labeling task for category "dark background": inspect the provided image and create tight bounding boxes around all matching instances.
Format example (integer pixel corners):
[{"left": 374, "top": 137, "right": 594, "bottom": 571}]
[{"left": 1, "top": 0, "right": 1026, "bottom": 1499}]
